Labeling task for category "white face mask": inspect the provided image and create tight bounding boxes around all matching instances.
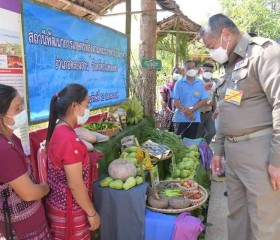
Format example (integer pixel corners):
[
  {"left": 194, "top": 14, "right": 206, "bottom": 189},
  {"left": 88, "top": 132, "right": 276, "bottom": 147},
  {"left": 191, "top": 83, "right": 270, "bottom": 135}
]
[
  {"left": 173, "top": 73, "right": 182, "bottom": 81},
  {"left": 209, "top": 35, "right": 230, "bottom": 64},
  {"left": 186, "top": 69, "right": 198, "bottom": 77},
  {"left": 203, "top": 72, "right": 213, "bottom": 80},
  {"left": 76, "top": 105, "right": 90, "bottom": 125},
  {"left": 5, "top": 110, "right": 28, "bottom": 130}
]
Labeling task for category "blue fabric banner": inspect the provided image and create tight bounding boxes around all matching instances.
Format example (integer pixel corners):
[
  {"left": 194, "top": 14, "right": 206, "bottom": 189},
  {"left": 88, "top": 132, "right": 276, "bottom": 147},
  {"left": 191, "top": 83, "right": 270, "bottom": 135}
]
[{"left": 22, "top": 0, "right": 128, "bottom": 122}]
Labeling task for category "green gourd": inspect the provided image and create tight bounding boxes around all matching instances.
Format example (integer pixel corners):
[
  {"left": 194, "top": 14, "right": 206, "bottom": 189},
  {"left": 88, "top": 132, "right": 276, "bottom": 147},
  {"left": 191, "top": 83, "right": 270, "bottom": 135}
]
[
  {"left": 135, "top": 176, "right": 143, "bottom": 185},
  {"left": 99, "top": 177, "right": 113, "bottom": 187},
  {"left": 109, "top": 179, "right": 123, "bottom": 189},
  {"left": 123, "top": 177, "right": 136, "bottom": 190}
]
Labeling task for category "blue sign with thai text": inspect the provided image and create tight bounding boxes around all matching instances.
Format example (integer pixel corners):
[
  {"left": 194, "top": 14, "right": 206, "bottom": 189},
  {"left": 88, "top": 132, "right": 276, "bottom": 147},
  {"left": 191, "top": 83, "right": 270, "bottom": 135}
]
[{"left": 22, "top": 0, "right": 128, "bottom": 122}]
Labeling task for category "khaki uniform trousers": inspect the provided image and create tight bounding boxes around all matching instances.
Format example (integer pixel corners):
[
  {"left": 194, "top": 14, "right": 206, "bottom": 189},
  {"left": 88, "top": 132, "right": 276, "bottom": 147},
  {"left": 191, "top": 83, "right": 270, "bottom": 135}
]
[{"left": 225, "top": 133, "right": 280, "bottom": 240}]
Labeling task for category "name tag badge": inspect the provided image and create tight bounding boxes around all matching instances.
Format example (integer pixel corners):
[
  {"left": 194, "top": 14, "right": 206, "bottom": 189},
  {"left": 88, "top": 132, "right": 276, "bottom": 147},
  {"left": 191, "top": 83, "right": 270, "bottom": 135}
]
[
  {"left": 224, "top": 88, "right": 243, "bottom": 106},
  {"left": 234, "top": 58, "right": 249, "bottom": 71}
]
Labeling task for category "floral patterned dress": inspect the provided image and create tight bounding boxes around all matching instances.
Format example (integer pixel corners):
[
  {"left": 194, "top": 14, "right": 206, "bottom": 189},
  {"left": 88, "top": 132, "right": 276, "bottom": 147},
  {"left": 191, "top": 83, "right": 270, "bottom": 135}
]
[{"left": 0, "top": 134, "right": 52, "bottom": 239}]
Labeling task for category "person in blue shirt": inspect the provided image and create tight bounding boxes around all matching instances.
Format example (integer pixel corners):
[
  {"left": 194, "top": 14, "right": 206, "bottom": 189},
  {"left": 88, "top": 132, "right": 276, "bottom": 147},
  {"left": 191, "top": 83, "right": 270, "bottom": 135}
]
[{"left": 172, "top": 60, "right": 209, "bottom": 139}]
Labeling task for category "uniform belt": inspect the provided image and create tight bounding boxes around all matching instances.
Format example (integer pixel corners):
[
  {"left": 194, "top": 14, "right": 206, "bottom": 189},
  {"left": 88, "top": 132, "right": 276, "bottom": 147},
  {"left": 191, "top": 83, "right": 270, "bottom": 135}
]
[
  {"left": 201, "top": 110, "right": 212, "bottom": 114},
  {"left": 227, "top": 127, "right": 272, "bottom": 143}
]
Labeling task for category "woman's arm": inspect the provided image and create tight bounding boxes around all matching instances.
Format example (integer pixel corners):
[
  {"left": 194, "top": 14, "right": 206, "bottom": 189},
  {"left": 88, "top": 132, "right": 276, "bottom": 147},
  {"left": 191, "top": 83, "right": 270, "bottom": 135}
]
[
  {"left": 64, "top": 162, "right": 100, "bottom": 231},
  {"left": 9, "top": 173, "right": 49, "bottom": 201}
]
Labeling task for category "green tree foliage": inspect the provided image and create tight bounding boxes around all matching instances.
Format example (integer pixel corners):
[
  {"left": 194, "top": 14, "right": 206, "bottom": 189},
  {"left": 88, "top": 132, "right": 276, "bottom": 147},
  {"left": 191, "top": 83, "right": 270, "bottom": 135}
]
[
  {"left": 156, "top": 33, "right": 212, "bottom": 84},
  {"left": 220, "top": 0, "right": 280, "bottom": 40},
  {"left": 156, "top": 34, "right": 186, "bottom": 85},
  {"left": 187, "top": 41, "right": 211, "bottom": 63}
]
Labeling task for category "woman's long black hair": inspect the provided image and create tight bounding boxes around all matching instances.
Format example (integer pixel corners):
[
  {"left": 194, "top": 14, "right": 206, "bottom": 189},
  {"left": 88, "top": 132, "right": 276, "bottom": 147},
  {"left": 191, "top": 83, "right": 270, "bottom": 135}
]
[
  {"left": 46, "top": 83, "right": 88, "bottom": 147},
  {"left": 0, "top": 84, "right": 17, "bottom": 116}
]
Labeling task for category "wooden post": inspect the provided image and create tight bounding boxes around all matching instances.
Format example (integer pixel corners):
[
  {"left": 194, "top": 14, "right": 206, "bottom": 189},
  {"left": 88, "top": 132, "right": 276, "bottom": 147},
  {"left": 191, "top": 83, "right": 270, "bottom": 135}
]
[
  {"left": 126, "top": 0, "right": 131, "bottom": 98},
  {"left": 175, "top": 15, "right": 180, "bottom": 67},
  {"left": 139, "top": 0, "right": 157, "bottom": 116}
]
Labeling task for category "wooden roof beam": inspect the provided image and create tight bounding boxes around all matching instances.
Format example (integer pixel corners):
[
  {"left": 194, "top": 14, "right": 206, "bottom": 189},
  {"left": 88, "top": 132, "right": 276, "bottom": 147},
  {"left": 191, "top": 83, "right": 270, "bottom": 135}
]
[
  {"left": 90, "top": 0, "right": 122, "bottom": 20},
  {"left": 58, "top": 0, "right": 100, "bottom": 17}
]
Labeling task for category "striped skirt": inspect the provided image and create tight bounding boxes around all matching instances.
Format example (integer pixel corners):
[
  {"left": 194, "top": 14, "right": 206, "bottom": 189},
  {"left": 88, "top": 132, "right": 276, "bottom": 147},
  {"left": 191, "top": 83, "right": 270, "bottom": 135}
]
[{"left": 46, "top": 202, "right": 90, "bottom": 240}]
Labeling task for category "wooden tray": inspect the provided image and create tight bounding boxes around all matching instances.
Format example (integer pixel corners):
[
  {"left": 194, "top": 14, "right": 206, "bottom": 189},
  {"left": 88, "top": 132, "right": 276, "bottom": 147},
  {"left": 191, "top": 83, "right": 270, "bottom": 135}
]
[{"left": 146, "top": 181, "right": 208, "bottom": 214}]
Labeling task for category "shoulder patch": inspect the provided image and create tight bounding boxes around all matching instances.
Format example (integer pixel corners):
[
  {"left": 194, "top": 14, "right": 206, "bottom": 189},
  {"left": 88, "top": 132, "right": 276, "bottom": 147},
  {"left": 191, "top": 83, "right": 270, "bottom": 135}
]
[{"left": 251, "top": 37, "right": 270, "bottom": 46}]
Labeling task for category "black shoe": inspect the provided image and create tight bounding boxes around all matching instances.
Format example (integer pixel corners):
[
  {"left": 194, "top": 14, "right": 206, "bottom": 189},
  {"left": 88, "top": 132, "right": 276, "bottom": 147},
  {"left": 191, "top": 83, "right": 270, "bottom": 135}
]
[{"left": 224, "top": 191, "right": 228, "bottom": 197}]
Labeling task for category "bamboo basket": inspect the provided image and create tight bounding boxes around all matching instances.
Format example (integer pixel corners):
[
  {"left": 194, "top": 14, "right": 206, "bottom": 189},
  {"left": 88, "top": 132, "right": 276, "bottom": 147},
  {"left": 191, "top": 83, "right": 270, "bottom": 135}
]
[{"left": 146, "top": 180, "right": 208, "bottom": 214}]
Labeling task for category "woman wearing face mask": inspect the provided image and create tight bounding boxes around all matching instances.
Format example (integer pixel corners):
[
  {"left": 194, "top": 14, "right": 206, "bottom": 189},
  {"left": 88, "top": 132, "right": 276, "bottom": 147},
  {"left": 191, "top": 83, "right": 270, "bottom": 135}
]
[
  {"left": 45, "top": 83, "right": 100, "bottom": 239},
  {"left": 158, "top": 67, "right": 183, "bottom": 131},
  {"left": 0, "top": 84, "right": 52, "bottom": 239},
  {"left": 160, "top": 67, "right": 183, "bottom": 112}
]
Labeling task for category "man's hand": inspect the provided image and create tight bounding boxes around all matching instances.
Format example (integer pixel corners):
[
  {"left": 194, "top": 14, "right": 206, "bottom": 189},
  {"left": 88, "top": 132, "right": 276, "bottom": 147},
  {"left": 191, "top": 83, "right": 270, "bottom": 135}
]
[
  {"left": 183, "top": 107, "right": 193, "bottom": 115},
  {"left": 207, "top": 100, "right": 213, "bottom": 106},
  {"left": 268, "top": 164, "right": 280, "bottom": 190},
  {"left": 212, "top": 108, "right": 219, "bottom": 120},
  {"left": 211, "top": 155, "right": 224, "bottom": 175},
  {"left": 185, "top": 112, "right": 195, "bottom": 121}
]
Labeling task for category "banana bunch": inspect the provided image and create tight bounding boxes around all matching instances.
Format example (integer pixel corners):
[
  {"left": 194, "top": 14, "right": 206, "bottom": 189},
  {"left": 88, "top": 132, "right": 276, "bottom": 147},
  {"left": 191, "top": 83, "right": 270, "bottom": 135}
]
[{"left": 121, "top": 98, "right": 144, "bottom": 125}]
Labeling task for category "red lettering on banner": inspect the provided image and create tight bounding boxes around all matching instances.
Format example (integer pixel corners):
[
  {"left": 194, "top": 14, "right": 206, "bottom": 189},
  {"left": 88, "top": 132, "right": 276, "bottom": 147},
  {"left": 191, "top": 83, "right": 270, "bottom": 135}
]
[{"left": 0, "top": 68, "right": 23, "bottom": 74}]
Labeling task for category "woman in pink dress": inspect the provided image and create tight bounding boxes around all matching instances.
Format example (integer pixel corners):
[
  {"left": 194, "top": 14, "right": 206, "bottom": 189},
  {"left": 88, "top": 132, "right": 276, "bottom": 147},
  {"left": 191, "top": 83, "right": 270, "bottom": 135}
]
[
  {"left": 45, "top": 83, "right": 100, "bottom": 240},
  {"left": 0, "top": 84, "right": 52, "bottom": 239}
]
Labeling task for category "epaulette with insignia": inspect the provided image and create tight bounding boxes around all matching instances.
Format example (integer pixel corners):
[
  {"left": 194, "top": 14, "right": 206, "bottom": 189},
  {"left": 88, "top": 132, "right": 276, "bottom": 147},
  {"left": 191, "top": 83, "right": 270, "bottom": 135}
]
[{"left": 251, "top": 37, "right": 270, "bottom": 46}]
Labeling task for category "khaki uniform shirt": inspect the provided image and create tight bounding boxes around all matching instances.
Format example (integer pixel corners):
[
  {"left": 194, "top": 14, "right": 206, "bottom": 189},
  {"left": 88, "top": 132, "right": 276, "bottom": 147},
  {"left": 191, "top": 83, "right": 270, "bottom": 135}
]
[
  {"left": 200, "top": 80, "right": 216, "bottom": 113},
  {"left": 214, "top": 33, "right": 280, "bottom": 166}
]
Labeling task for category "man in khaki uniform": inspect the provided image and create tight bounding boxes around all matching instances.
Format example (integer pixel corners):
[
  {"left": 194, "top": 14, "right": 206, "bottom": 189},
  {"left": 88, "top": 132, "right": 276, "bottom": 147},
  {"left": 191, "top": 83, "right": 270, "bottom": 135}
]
[
  {"left": 196, "top": 62, "right": 216, "bottom": 144},
  {"left": 200, "top": 14, "right": 280, "bottom": 240}
]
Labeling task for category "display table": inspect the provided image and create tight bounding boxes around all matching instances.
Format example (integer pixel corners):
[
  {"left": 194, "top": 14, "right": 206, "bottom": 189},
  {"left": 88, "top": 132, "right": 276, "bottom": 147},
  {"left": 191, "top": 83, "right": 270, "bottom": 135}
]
[
  {"left": 94, "top": 117, "right": 155, "bottom": 174},
  {"left": 94, "top": 175, "right": 148, "bottom": 240}
]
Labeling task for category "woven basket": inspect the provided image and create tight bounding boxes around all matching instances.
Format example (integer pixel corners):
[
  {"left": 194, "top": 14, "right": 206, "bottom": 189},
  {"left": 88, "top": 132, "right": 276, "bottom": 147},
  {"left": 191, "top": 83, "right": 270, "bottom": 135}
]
[
  {"left": 151, "top": 150, "right": 173, "bottom": 162},
  {"left": 179, "top": 180, "right": 199, "bottom": 192},
  {"left": 187, "top": 189, "right": 206, "bottom": 206},
  {"left": 146, "top": 180, "right": 208, "bottom": 214},
  {"left": 95, "top": 127, "right": 119, "bottom": 137},
  {"left": 159, "top": 180, "right": 198, "bottom": 191}
]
